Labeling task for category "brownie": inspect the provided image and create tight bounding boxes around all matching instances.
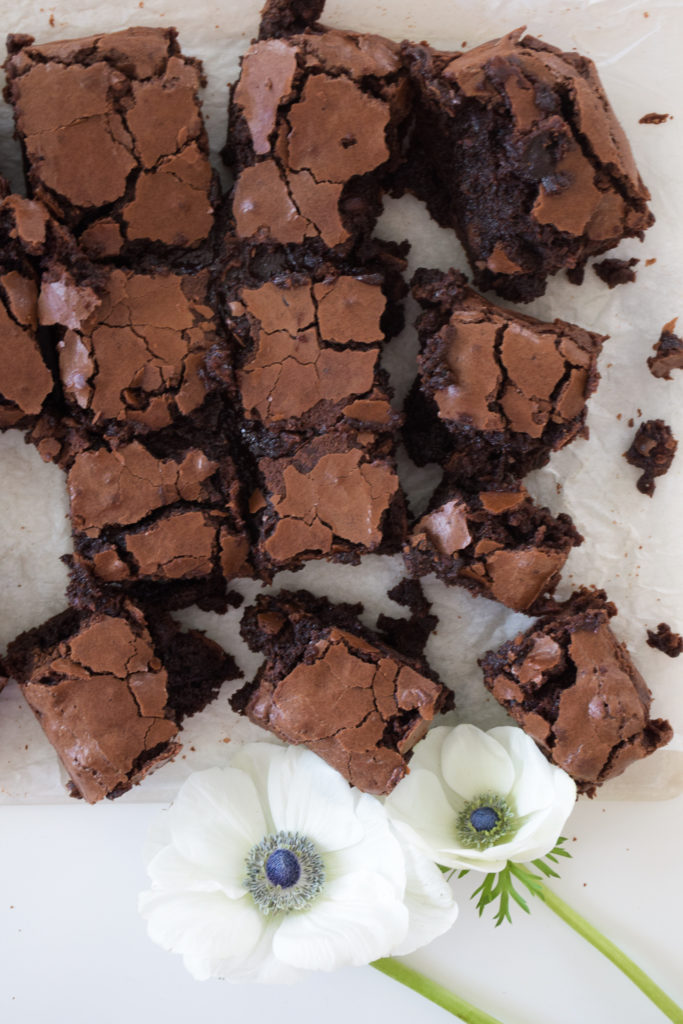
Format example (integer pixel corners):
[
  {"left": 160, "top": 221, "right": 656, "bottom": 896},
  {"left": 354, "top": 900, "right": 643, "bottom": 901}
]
[
  {"left": 647, "top": 319, "right": 683, "bottom": 379},
  {"left": 592, "top": 257, "right": 639, "bottom": 288},
  {"left": 404, "top": 269, "right": 605, "bottom": 482},
  {"left": 405, "top": 482, "right": 582, "bottom": 612},
  {"left": 646, "top": 623, "right": 683, "bottom": 658},
  {"left": 624, "top": 419, "right": 677, "bottom": 496},
  {"left": 233, "top": 590, "right": 453, "bottom": 794},
  {"left": 479, "top": 588, "right": 673, "bottom": 795},
  {"left": 250, "top": 429, "right": 406, "bottom": 580},
  {"left": 63, "top": 427, "right": 251, "bottom": 606},
  {"left": 5, "top": 28, "right": 217, "bottom": 262},
  {"left": 397, "top": 31, "right": 653, "bottom": 302},
  {"left": 224, "top": 268, "right": 399, "bottom": 437},
  {"left": 6, "top": 599, "right": 239, "bottom": 803},
  {"left": 223, "top": 0, "right": 411, "bottom": 254}
]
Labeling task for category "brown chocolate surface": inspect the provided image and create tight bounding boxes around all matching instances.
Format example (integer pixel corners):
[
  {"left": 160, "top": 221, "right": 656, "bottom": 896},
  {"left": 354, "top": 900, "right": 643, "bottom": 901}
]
[
  {"left": 405, "top": 483, "right": 581, "bottom": 612},
  {"left": 624, "top": 419, "right": 677, "bottom": 496},
  {"left": 234, "top": 590, "right": 452, "bottom": 795},
  {"left": 647, "top": 319, "right": 683, "bottom": 380},
  {"left": 480, "top": 589, "right": 673, "bottom": 794},
  {"left": 5, "top": 28, "right": 215, "bottom": 257},
  {"left": 398, "top": 31, "right": 653, "bottom": 302}
]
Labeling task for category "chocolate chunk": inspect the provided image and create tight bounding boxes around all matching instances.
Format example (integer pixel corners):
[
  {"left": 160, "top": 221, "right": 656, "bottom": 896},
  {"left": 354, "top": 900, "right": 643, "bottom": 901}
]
[
  {"left": 404, "top": 268, "right": 605, "bottom": 483},
  {"left": 480, "top": 588, "right": 673, "bottom": 795},
  {"left": 592, "top": 257, "right": 639, "bottom": 288},
  {"left": 5, "top": 28, "right": 217, "bottom": 259},
  {"left": 624, "top": 419, "right": 677, "bottom": 496},
  {"left": 234, "top": 590, "right": 453, "bottom": 795},
  {"left": 405, "top": 482, "right": 582, "bottom": 612},
  {"left": 396, "top": 31, "right": 653, "bottom": 302},
  {"left": 646, "top": 623, "right": 683, "bottom": 658},
  {"left": 6, "top": 600, "right": 239, "bottom": 803},
  {"left": 647, "top": 319, "right": 683, "bottom": 379}
]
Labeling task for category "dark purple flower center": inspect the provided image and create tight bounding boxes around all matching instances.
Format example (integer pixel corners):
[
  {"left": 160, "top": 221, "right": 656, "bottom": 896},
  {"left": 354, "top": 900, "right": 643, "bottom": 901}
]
[
  {"left": 469, "top": 806, "right": 500, "bottom": 832},
  {"left": 265, "top": 848, "right": 301, "bottom": 888}
]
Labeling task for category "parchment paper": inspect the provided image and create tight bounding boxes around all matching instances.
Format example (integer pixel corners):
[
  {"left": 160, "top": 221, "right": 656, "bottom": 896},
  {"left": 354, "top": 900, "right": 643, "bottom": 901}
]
[{"left": 0, "top": 0, "right": 681, "bottom": 804}]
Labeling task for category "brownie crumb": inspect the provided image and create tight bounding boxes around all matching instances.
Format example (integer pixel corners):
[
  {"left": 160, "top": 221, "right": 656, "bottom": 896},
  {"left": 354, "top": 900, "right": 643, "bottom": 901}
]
[
  {"left": 647, "top": 319, "right": 683, "bottom": 379},
  {"left": 376, "top": 578, "right": 438, "bottom": 660},
  {"left": 646, "top": 622, "right": 683, "bottom": 658},
  {"left": 624, "top": 419, "right": 677, "bottom": 496},
  {"left": 639, "top": 112, "right": 670, "bottom": 124},
  {"left": 645, "top": 258, "right": 657, "bottom": 266},
  {"left": 593, "top": 257, "right": 639, "bottom": 288}
]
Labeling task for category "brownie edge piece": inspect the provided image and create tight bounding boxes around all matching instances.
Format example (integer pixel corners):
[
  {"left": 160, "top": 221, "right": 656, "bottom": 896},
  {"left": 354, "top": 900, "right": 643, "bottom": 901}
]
[
  {"left": 233, "top": 590, "right": 453, "bottom": 795},
  {"left": 479, "top": 588, "right": 673, "bottom": 795}
]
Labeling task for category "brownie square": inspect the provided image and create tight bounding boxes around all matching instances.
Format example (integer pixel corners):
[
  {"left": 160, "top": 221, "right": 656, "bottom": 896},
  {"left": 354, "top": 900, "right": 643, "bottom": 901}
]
[
  {"left": 250, "top": 430, "right": 406, "bottom": 580},
  {"left": 398, "top": 31, "right": 653, "bottom": 302},
  {"left": 5, "top": 27, "right": 217, "bottom": 261},
  {"left": 479, "top": 588, "right": 673, "bottom": 795},
  {"left": 224, "top": 1, "right": 411, "bottom": 253},
  {"left": 233, "top": 590, "right": 453, "bottom": 794},
  {"left": 6, "top": 599, "right": 239, "bottom": 803},
  {"left": 404, "top": 269, "right": 605, "bottom": 483},
  {"left": 405, "top": 483, "right": 582, "bottom": 612}
]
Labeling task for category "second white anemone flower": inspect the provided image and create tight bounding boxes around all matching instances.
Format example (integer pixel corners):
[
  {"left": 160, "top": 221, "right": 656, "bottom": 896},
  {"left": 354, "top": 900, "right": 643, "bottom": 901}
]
[
  {"left": 139, "top": 742, "right": 458, "bottom": 982},
  {"left": 384, "top": 724, "right": 576, "bottom": 873}
]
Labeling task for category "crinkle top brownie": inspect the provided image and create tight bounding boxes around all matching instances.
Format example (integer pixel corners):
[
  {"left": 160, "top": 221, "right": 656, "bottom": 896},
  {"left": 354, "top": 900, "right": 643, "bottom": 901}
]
[
  {"left": 5, "top": 27, "right": 216, "bottom": 260},
  {"left": 398, "top": 30, "right": 653, "bottom": 301},
  {"left": 404, "top": 268, "right": 605, "bottom": 483},
  {"left": 224, "top": 2, "right": 411, "bottom": 252},
  {"left": 480, "top": 588, "right": 673, "bottom": 795},
  {"left": 233, "top": 589, "right": 453, "bottom": 795},
  {"left": 6, "top": 599, "right": 239, "bottom": 803},
  {"left": 405, "top": 482, "right": 582, "bottom": 612}
]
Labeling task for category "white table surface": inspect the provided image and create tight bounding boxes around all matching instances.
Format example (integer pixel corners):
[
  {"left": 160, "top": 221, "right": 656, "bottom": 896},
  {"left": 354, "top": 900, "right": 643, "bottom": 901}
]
[{"left": 2, "top": 792, "right": 682, "bottom": 1024}]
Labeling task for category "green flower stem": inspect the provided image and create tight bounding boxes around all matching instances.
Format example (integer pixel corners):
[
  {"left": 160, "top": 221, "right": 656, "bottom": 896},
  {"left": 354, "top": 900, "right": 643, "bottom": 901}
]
[
  {"left": 537, "top": 881, "right": 683, "bottom": 1024},
  {"left": 371, "top": 958, "right": 505, "bottom": 1024}
]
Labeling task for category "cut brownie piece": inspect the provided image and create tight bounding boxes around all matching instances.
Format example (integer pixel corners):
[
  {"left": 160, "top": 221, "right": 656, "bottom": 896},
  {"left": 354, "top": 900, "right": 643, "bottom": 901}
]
[
  {"left": 225, "top": 269, "right": 398, "bottom": 437},
  {"left": 647, "top": 319, "right": 683, "bottom": 379},
  {"left": 398, "top": 31, "right": 653, "bottom": 302},
  {"left": 224, "top": 0, "right": 411, "bottom": 253},
  {"left": 404, "top": 483, "right": 582, "bottom": 612},
  {"left": 480, "top": 588, "right": 673, "bottom": 795},
  {"left": 64, "top": 427, "right": 251, "bottom": 607},
  {"left": 49, "top": 263, "right": 233, "bottom": 437},
  {"left": 6, "top": 599, "right": 239, "bottom": 803},
  {"left": 5, "top": 28, "right": 216, "bottom": 261},
  {"left": 624, "top": 419, "right": 677, "bottom": 496},
  {"left": 592, "top": 257, "right": 639, "bottom": 288},
  {"left": 250, "top": 430, "right": 406, "bottom": 581},
  {"left": 404, "top": 268, "right": 605, "bottom": 482},
  {"left": 646, "top": 623, "right": 683, "bottom": 658},
  {"left": 234, "top": 590, "right": 453, "bottom": 795}
]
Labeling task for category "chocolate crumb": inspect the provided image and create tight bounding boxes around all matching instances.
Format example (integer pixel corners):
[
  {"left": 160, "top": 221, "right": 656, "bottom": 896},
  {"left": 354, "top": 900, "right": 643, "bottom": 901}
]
[
  {"left": 645, "top": 258, "right": 657, "bottom": 266},
  {"left": 593, "top": 257, "right": 639, "bottom": 288},
  {"left": 647, "top": 319, "right": 683, "bottom": 379},
  {"left": 639, "top": 112, "right": 670, "bottom": 124},
  {"left": 628, "top": 418, "right": 634, "bottom": 427},
  {"left": 647, "top": 623, "right": 683, "bottom": 658},
  {"left": 377, "top": 578, "right": 438, "bottom": 659},
  {"left": 624, "top": 419, "right": 677, "bottom": 496}
]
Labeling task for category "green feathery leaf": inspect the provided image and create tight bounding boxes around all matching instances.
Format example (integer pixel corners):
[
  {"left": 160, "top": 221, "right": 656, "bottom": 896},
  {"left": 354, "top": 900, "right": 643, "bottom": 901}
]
[{"left": 466, "top": 838, "right": 571, "bottom": 926}]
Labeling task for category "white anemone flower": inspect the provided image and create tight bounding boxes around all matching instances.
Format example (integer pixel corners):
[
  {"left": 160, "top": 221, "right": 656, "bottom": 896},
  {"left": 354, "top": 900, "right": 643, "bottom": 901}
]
[
  {"left": 139, "top": 742, "right": 458, "bottom": 982},
  {"left": 384, "top": 724, "right": 576, "bottom": 874}
]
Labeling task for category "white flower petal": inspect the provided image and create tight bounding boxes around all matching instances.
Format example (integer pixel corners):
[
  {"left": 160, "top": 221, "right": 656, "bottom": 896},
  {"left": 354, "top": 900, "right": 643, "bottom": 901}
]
[
  {"left": 384, "top": 768, "right": 462, "bottom": 862},
  {"left": 267, "top": 746, "right": 364, "bottom": 852},
  {"left": 441, "top": 724, "right": 515, "bottom": 801},
  {"left": 183, "top": 920, "right": 302, "bottom": 984},
  {"left": 390, "top": 842, "right": 459, "bottom": 956},
  {"left": 139, "top": 889, "right": 263, "bottom": 961},
  {"left": 229, "top": 742, "right": 287, "bottom": 832},
  {"left": 487, "top": 726, "right": 556, "bottom": 815},
  {"left": 169, "top": 767, "right": 266, "bottom": 885},
  {"left": 146, "top": 844, "right": 243, "bottom": 897},
  {"left": 274, "top": 872, "right": 409, "bottom": 970},
  {"left": 328, "top": 794, "right": 405, "bottom": 893},
  {"left": 402, "top": 724, "right": 450, "bottom": 775}
]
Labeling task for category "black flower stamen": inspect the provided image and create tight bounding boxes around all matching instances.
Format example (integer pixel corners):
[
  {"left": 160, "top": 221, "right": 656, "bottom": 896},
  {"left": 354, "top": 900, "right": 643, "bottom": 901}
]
[
  {"left": 244, "top": 830, "right": 325, "bottom": 914},
  {"left": 456, "top": 793, "right": 517, "bottom": 851}
]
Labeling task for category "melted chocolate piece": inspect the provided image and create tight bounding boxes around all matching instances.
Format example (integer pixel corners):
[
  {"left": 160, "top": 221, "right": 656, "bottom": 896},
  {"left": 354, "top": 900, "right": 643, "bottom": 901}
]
[
  {"left": 234, "top": 590, "right": 453, "bottom": 795},
  {"left": 624, "top": 419, "right": 677, "bottom": 496},
  {"left": 480, "top": 588, "right": 673, "bottom": 795},
  {"left": 404, "top": 268, "right": 605, "bottom": 482},
  {"left": 647, "top": 319, "right": 683, "bottom": 380},
  {"left": 6, "top": 600, "right": 239, "bottom": 803},
  {"left": 397, "top": 31, "right": 653, "bottom": 302},
  {"left": 646, "top": 623, "right": 683, "bottom": 658},
  {"left": 592, "top": 257, "right": 639, "bottom": 288},
  {"left": 5, "top": 28, "right": 216, "bottom": 260},
  {"left": 405, "top": 482, "right": 582, "bottom": 612}
]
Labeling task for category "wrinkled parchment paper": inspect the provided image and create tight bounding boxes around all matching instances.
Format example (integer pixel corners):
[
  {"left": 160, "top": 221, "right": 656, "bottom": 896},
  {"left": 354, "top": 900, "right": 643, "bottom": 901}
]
[{"left": 0, "top": 0, "right": 681, "bottom": 803}]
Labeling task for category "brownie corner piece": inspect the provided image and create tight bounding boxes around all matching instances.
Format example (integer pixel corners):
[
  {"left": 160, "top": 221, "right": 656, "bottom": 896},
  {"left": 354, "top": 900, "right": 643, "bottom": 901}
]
[
  {"left": 232, "top": 590, "right": 453, "bottom": 795},
  {"left": 479, "top": 587, "right": 673, "bottom": 795}
]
